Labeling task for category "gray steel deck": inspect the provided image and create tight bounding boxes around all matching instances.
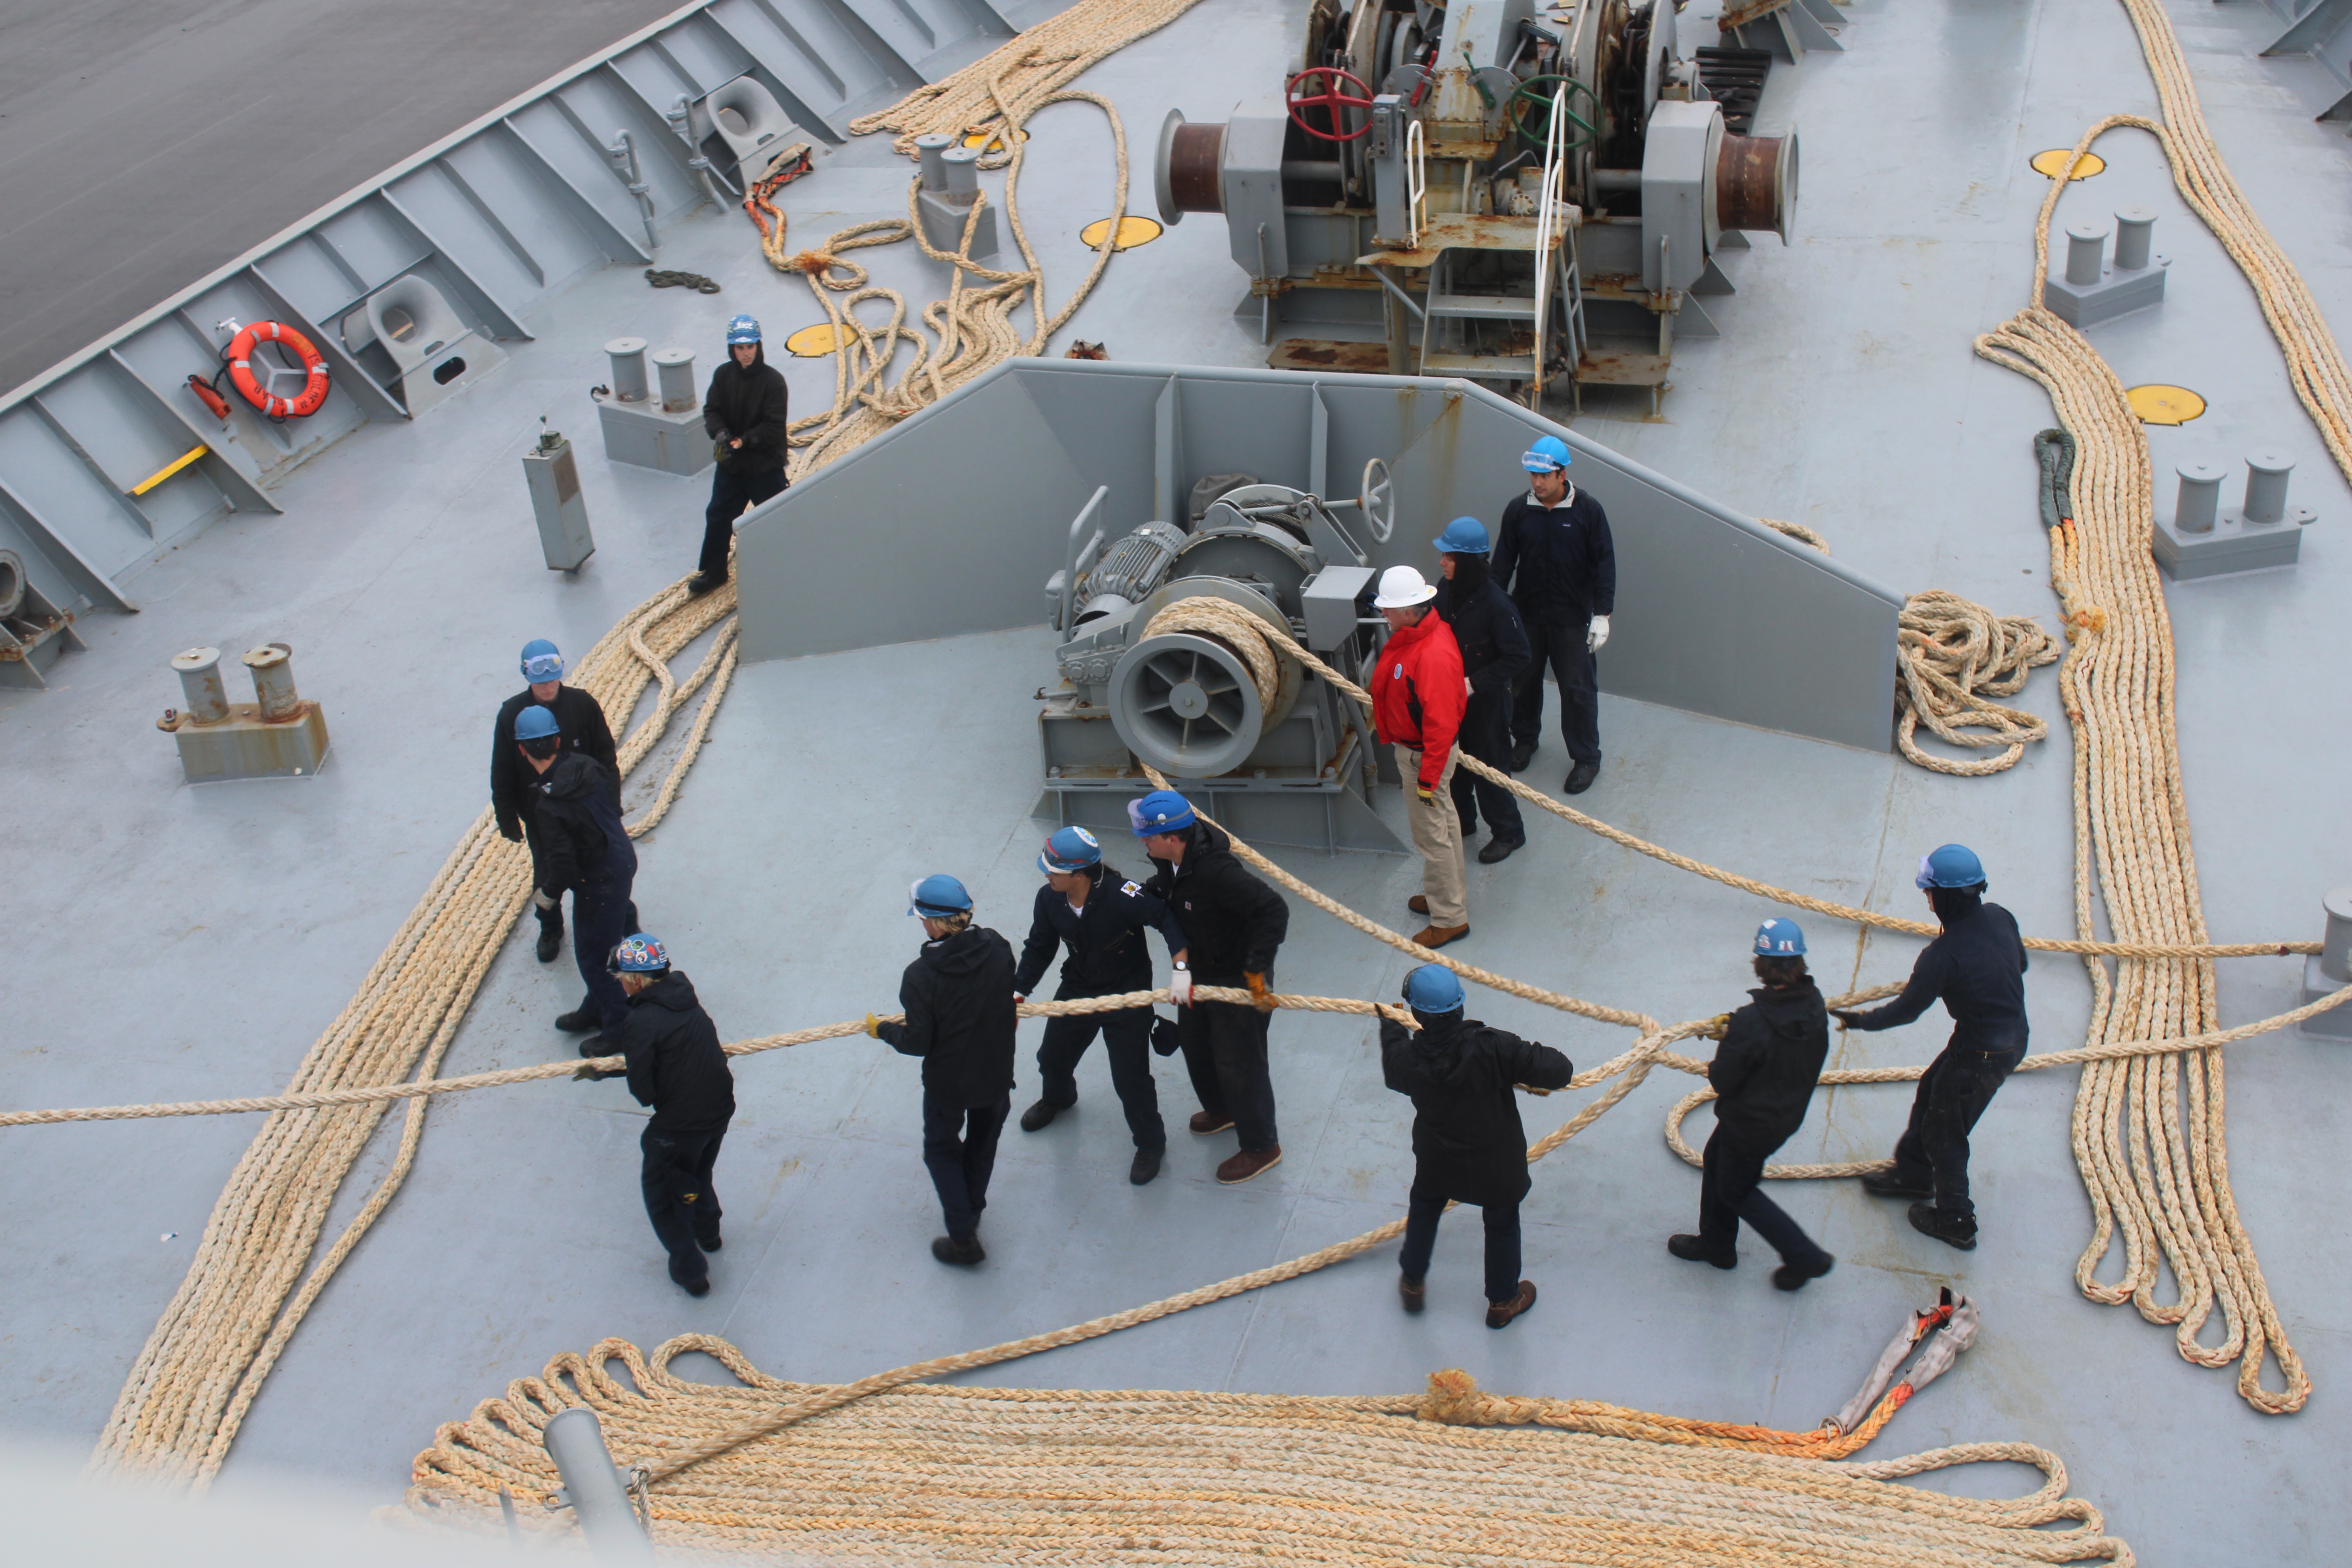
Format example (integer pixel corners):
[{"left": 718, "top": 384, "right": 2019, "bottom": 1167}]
[{"left": 3, "top": 0, "right": 2349, "bottom": 1562}]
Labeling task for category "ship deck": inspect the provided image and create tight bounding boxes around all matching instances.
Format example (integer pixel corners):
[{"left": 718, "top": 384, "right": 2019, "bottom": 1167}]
[{"left": 3, "top": 0, "right": 2350, "bottom": 1561}]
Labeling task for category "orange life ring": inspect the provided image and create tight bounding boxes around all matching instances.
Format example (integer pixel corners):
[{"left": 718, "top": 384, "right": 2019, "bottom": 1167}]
[{"left": 227, "top": 321, "right": 330, "bottom": 419}]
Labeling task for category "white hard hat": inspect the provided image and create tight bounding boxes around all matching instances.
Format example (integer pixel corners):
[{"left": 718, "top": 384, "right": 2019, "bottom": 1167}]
[{"left": 1372, "top": 564, "right": 1438, "bottom": 609}]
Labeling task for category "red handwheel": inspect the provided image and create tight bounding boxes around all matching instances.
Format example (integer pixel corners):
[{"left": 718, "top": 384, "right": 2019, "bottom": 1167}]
[{"left": 1285, "top": 66, "right": 1375, "bottom": 142}]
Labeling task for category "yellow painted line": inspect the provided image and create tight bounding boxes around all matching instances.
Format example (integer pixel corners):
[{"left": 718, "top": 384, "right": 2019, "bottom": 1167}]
[
  {"left": 2031, "top": 148, "right": 2106, "bottom": 180},
  {"left": 1081, "top": 215, "right": 1163, "bottom": 251},
  {"left": 132, "top": 444, "right": 208, "bottom": 496},
  {"left": 2127, "top": 383, "right": 2206, "bottom": 425},
  {"left": 963, "top": 127, "right": 1027, "bottom": 152}
]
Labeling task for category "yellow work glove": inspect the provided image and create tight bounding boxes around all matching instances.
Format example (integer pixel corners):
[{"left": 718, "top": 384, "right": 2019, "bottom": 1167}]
[
  {"left": 863, "top": 1012, "right": 882, "bottom": 1038},
  {"left": 1245, "top": 971, "right": 1276, "bottom": 1013},
  {"left": 1415, "top": 784, "right": 1437, "bottom": 804},
  {"left": 1699, "top": 1013, "right": 1731, "bottom": 1041}
]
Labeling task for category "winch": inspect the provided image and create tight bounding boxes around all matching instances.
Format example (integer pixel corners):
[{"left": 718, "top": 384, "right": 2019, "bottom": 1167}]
[
  {"left": 1155, "top": 0, "right": 1798, "bottom": 412},
  {"left": 1037, "top": 465, "right": 1403, "bottom": 851}
]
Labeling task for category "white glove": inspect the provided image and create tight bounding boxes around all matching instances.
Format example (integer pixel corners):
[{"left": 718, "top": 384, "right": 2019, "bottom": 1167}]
[
  {"left": 1588, "top": 614, "right": 1611, "bottom": 652},
  {"left": 1170, "top": 967, "right": 1194, "bottom": 1006},
  {"left": 1463, "top": 675, "right": 1474, "bottom": 698},
  {"left": 531, "top": 888, "right": 557, "bottom": 911}
]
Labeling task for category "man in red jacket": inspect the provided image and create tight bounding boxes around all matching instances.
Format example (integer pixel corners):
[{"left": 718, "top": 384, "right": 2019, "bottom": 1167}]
[{"left": 1370, "top": 565, "right": 1470, "bottom": 949}]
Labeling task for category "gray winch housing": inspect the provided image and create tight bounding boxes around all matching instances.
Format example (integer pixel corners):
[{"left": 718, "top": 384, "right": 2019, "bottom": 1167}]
[{"left": 1037, "top": 473, "right": 1398, "bottom": 852}]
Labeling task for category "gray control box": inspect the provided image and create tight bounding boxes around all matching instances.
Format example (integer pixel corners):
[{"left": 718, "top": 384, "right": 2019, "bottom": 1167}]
[{"left": 523, "top": 431, "right": 595, "bottom": 571}]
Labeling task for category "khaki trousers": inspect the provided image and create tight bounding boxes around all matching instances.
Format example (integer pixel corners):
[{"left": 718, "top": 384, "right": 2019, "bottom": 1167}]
[{"left": 1398, "top": 744, "right": 1467, "bottom": 928}]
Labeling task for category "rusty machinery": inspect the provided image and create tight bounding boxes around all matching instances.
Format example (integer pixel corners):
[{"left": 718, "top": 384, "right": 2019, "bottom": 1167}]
[{"left": 1154, "top": 0, "right": 1797, "bottom": 411}]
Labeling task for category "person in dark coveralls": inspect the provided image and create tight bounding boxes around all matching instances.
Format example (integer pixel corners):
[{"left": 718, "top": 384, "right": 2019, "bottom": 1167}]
[
  {"left": 1380, "top": 963, "right": 1572, "bottom": 1327},
  {"left": 575, "top": 935, "right": 734, "bottom": 1297},
  {"left": 1432, "top": 517, "right": 1532, "bottom": 865},
  {"left": 1492, "top": 433, "right": 1616, "bottom": 795},
  {"left": 1667, "top": 918, "right": 1837, "bottom": 1289},
  {"left": 692, "top": 314, "right": 791, "bottom": 595},
  {"left": 515, "top": 705, "right": 639, "bottom": 1037},
  {"left": 867, "top": 875, "right": 1018, "bottom": 1265},
  {"left": 1134, "top": 790, "right": 1291, "bottom": 1186},
  {"left": 491, "top": 640, "right": 617, "bottom": 964},
  {"left": 1833, "top": 844, "right": 2030, "bottom": 1251},
  {"left": 1013, "top": 826, "right": 1191, "bottom": 1186}
]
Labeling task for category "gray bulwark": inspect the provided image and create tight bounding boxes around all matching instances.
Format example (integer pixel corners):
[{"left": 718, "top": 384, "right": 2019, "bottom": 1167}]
[{"left": 733, "top": 359, "right": 1902, "bottom": 753}]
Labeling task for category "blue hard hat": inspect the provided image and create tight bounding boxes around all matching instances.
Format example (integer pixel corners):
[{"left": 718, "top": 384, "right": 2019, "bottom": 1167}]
[
  {"left": 1915, "top": 844, "right": 1987, "bottom": 890},
  {"left": 1434, "top": 517, "right": 1490, "bottom": 554},
  {"left": 726, "top": 314, "right": 762, "bottom": 345},
  {"left": 1405, "top": 963, "right": 1465, "bottom": 1014},
  {"left": 607, "top": 933, "right": 668, "bottom": 973},
  {"left": 1040, "top": 825, "right": 1103, "bottom": 876},
  {"left": 514, "top": 705, "right": 561, "bottom": 742},
  {"left": 1521, "top": 434, "right": 1572, "bottom": 473},
  {"left": 1128, "top": 789, "right": 1196, "bottom": 837},
  {"left": 909, "top": 873, "right": 974, "bottom": 917},
  {"left": 520, "top": 639, "right": 564, "bottom": 682},
  {"left": 1753, "top": 918, "right": 1806, "bottom": 958}
]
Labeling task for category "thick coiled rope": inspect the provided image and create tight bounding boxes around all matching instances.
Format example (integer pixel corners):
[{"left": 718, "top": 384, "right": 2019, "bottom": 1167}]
[{"left": 396, "top": 1338, "right": 2132, "bottom": 1567}]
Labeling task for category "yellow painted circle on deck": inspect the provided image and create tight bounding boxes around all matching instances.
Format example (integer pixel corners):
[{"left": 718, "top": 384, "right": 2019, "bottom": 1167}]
[
  {"left": 1080, "top": 215, "right": 1164, "bottom": 251},
  {"left": 963, "top": 127, "right": 1029, "bottom": 152},
  {"left": 784, "top": 322, "right": 842, "bottom": 357},
  {"left": 2126, "top": 383, "right": 2207, "bottom": 425},
  {"left": 2031, "top": 148, "right": 2107, "bottom": 180}
]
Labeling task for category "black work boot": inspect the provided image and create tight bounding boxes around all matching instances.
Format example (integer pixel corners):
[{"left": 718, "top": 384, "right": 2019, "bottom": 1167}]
[
  {"left": 1667, "top": 1234, "right": 1736, "bottom": 1269},
  {"left": 1399, "top": 1274, "right": 1426, "bottom": 1315},
  {"left": 1909, "top": 1203, "right": 1978, "bottom": 1251},
  {"left": 931, "top": 1235, "right": 986, "bottom": 1266},
  {"left": 1563, "top": 760, "right": 1600, "bottom": 795},
  {"left": 1129, "top": 1146, "right": 1164, "bottom": 1185},
  {"left": 554, "top": 1000, "right": 600, "bottom": 1032},
  {"left": 1773, "top": 1254, "right": 1835, "bottom": 1291},
  {"left": 535, "top": 918, "right": 564, "bottom": 964},
  {"left": 688, "top": 569, "right": 727, "bottom": 595},
  {"left": 1510, "top": 740, "right": 1536, "bottom": 772},
  {"left": 1477, "top": 835, "right": 1524, "bottom": 864},
  {"left": 1019, "top": 1098, "right": 1063, "bottom": 1133},
  {"left": 1861, "top": 1167, "right": 1934, "bottom": 1201}
]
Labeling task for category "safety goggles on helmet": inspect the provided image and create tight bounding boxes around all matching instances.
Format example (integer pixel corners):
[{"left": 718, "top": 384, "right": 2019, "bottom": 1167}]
[
  {"left": 1039, "top": 825, "right": 1103, "bottom": 876},
  {"left": 1520, "top": 434, "right": 1572, "bottom": 473},
  {"left": 522, "top": 653, "right": 563, "bottom": 682},
  {"left": 1127, "top": 790, "right": 1196, "bottom": 837}
]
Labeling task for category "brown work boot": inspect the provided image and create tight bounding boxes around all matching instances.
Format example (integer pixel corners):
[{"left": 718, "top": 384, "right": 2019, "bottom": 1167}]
[
  {"left": 1399, "top": 1274, "right": 1426, "bottom": 1315},
  {"left": 1485, "top": 1280, "right": 1537, "bottom": 1329},
  {"left": 1189, "top": 1111, "right": 1234, "bottom": 1135},
  {"left": 1412, "top": 923, "right": 1470, "bottom": 950},
  {"left": 1216, "top": 1146, "right": 1283, "bottom": 1184},
  {"left": 1408, "top": 894, "right": 1430, "bottom": 915}
]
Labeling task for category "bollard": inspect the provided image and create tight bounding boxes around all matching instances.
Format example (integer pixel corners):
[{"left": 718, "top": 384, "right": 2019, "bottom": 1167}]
[
  {"left": 2113, "top": 207, "right": 2157, "bottom": 270},
  {"left": 242, "top": 643, "right": 301, "bottom": 722},
  {"left": 2172, "top": 462, "right": 2225, "bottom": 534},
  {"left": 544, "top": 1408, "right": 652, "bottom": 1561},
  {"left": 171, "top": 647, "right": 230, "bottom": 724},
  {"left": 605, "top": 338, "right": 650, "bottom": 403},
  {"left": 652, "top": 348, "right": 697, "bottom": 414},
  {"left": 2243, "top": 452, "right": 2293, "bottom": 524},
  {"left": 2320, "top": 888, "right": 2352, "bottom": 984},
  {"left": 941, "top": 144, "right": 984, "bottom": 199},
  {"left": 915, "top": 132, "right": 956, "bottom": 191},
  {"left": 2064, "top": 223, "right": 2108, "bottom": 287}
]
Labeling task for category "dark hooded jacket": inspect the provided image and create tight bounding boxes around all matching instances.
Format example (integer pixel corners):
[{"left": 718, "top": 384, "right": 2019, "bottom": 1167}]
[
  {"left": 1142, "top": 821, "right": 1289, "bottom": 985},
  {"left": 531, "top": 753, "right": 637, "bottom": 893},
  {"left": 1013, "top": 862, "right": 1189, "bottom": 999},
  {"left": 702, "top": 346, "right": 791, "bottom": 472},
  {"left": 1844, "top": 898, "right": 2029, "bottom": 1054},
  {"left": 608, "top": 970, "right": 735, "bottom": 1134},
  {"left": 1380, "top": 1014, "right": 1574, "bottom": 1206},
  {"left": 878, "top": 926, "right": 1019, "bottom": 1105},
  {"left": 491, "top": 685, "right": 617, "bottom": 838},
  {"left": 1434, "top": 564, "right": 1531, "bottom": 701},
  {"left": 1707, "top": 981, "right": 1830, "bottom": 1151}
]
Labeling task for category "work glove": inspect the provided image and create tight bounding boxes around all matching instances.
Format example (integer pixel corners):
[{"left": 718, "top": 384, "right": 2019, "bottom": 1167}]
[
  {"left": 1464, "top": 675, "right": 1474, "bottom": 698},
  {"left": 532, "top": 888, "right": 558, "bottom": 912},
  {"left": 1169, "top": 968, "right": 1194, "bottom": 1007},
  {"left": 1416, "top": 784, "right": 1438, "bottom": 804},
  {"left": 1245, "top": 971, "right": 1275, "bottom": 1013},
  {"left": 498, "top": 817, "right": 524, "bottom": 844},
  {"left": 863, "top": 1012, "right": 882, "bottom": 1038},
  {"left": 1829, "top": 1009, "right": 1862, "bottom": 1030},
  {"left": 1699, "top": 1013, "right": 1731, "bottom": 1041},
  {"left": 1588, "top": 614, "right": 1611, "bottom": 652},
  {"left": 571, "top": 1062, "right": 618, "bottom": 1082}
]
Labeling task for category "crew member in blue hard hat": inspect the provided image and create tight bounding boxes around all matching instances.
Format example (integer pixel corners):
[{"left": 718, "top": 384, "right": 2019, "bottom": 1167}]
[
  {"left": 1432, "top": 516, "right": 1531, "bottom": 865},
  {"left": 574, "top": 935, "right": 735, "bottom": 1298},
  {"left": 1012, "top": 826, "right": 1191, "bottom": 1185},
  {"left": 491, "top": 641, "right": 617, "bottom": 963},
  {"left": 1491, "top": 432, "right": 1616, "bottom": 796},
  {"left": 513, "top": 703, "right": 640, "bottom": 1037},
  {"left": 693, "top": 314, "right": 791, "bottom": 595},
  {"left": 866, "top": 875, "right": 1019, "bottom": 1265},
  {"left": 1831, "top": 844, "right": 2029, "bottom": 1251},
  {"left": 1371, "top": 564, "right": 1472, "bottom": 950},
  {"left": 1380, "top": 962, "right": 1572, "bottom": 1328},
  {"left": 1666, "top": 919, "right": 1836, "bottom": 1289},
  {"left": 1133, "top": 790, "right": 1293, "bottom": 1185}
]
